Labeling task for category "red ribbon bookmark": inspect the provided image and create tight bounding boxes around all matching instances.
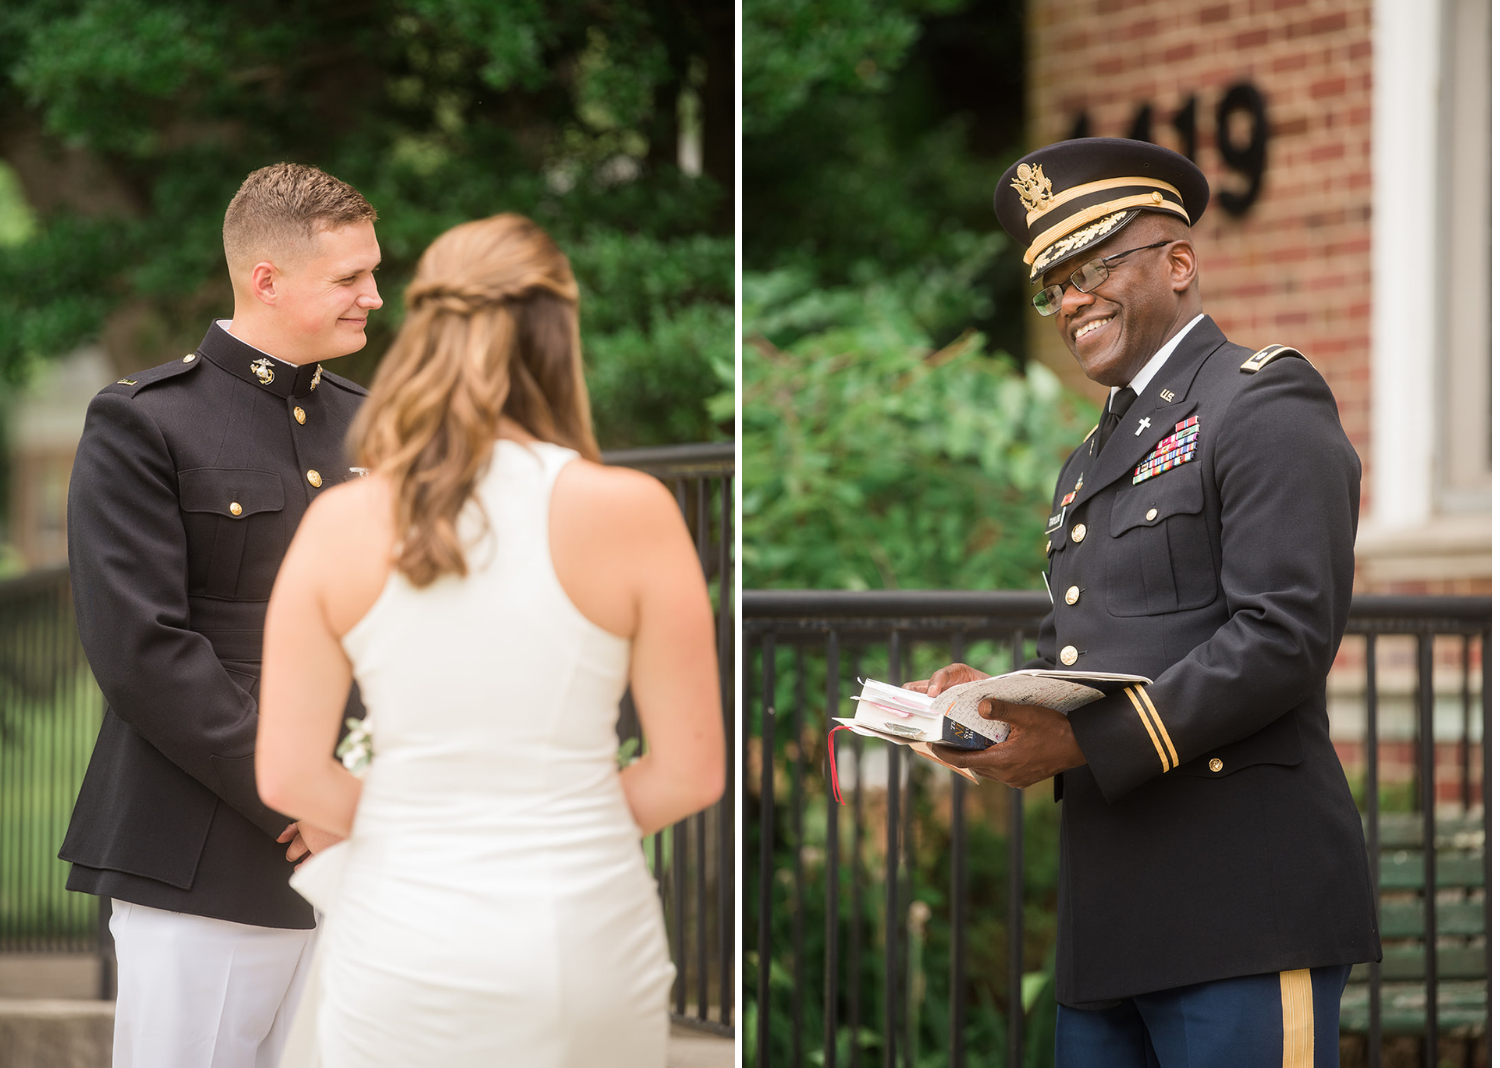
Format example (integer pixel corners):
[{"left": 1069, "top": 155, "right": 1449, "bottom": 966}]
[{"left": 827, "top": 724, "right": 856, "bottom": 805}]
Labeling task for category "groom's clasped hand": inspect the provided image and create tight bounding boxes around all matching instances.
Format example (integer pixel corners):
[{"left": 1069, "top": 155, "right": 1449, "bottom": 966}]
[
  {"left": 904, "top": 664, "right": 1086, "bottom": 788},
  {"left": 277, "top": 822, "right": 343, "bottom": 869}
]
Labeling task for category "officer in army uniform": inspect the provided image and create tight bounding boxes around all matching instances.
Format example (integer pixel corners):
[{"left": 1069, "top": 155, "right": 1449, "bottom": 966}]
[
  {"left": 918, "top": 139, "right": 1379, "bottom": 1065},
  {"left": 60, "top": 163, "right": 379, "bottom": 1068}
]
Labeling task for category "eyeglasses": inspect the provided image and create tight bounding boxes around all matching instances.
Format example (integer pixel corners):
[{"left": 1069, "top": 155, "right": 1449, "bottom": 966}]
[{"left": 1031, "top": 241, "right": 1171, "bottom": 316}]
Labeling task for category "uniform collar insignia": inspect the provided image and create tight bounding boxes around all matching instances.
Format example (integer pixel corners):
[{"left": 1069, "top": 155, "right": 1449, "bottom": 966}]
[{"left": 197, "top": 322, "right": 325, "bottom": 398}]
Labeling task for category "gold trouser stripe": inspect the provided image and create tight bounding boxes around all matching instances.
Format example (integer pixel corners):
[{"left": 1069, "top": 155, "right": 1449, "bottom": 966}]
[
  {"left": 1134, "top": 686, "right": 1179, "bottom": 768},
  {"left": 1280, "top": 968, "right": 1314, "bottom": 1068},
  {"left": 1025, "top": 175, "right": 1184, "bottom": 226},
  {"left": 1124, "top": 686, "right": 1170, "bottom": 774},
  {"left": 1023, "top": 194, "right": 1192, "bottom": 265}
]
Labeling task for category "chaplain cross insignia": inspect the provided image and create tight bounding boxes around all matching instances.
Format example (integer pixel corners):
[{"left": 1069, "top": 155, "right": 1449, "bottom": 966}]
[
  {"left": 250, "top": 358, "right": 275, "bottom": 386},
  {"left": 1135, "top": 417, "right": 1152, "bottom": 436}
]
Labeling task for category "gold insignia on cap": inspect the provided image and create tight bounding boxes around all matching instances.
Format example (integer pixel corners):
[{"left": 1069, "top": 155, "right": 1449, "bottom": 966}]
[
  {"left": 251, "top": 358, "right": 275, "bottom": 386},
  {"left": 310, "top": 364, "right": 324, "bottom": 390},
  {"left": 1033, "top": 210, "right": 1130, "bottom": 274},
  {"left": 1010, "top": 163, "right": 1055, "bottom": 215}
]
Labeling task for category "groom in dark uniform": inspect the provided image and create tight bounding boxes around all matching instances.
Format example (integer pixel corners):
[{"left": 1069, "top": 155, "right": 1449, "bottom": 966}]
[
  {"left": 918, "top": 139, "right": 1379, "bottom": 1065},
  {"left": 60, "top": 162, "right": 378, "bottom": 1067}
]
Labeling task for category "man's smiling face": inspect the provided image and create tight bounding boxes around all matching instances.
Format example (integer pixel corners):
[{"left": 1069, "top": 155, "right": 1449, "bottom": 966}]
[
  {"left": 275, "top": 220, "right": 383, "bottom": 363},
  {"left": 1041, "top": 214, "right": 1196, "bottom": 389}
]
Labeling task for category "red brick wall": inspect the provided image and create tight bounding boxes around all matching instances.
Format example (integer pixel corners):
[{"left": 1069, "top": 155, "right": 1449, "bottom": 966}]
[{"left": 1027, "top": 0, "right": 1374, "bottom": 496}]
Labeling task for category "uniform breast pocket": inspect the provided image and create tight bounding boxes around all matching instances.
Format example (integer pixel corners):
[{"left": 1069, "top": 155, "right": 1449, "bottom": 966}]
[
  {"left": 179, "top": 469, "right": 285, "bottom": 599},
  {"left": 1105, "top": 464, "right": 1217, "bottom": 617}
]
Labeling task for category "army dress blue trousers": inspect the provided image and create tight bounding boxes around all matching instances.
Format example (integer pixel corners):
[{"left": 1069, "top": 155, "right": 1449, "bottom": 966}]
[{"left": 1055, "top": 964, "right": 1350, "bottom": 1068}]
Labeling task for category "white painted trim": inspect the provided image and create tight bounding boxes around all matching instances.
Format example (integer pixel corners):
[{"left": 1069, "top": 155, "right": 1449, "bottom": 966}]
[{"left": 1370, "top": 0, "right": 1441, "bottom": 531}]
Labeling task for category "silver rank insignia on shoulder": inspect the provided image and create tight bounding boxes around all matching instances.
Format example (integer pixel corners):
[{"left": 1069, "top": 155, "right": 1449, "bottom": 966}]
[
  {"left": 250, "top": 358, "right": 275, "bottom": 386},
  {"left": 310, "top": 364, "right": 324, "bottom": 390},
  {"left": 1240, "top": 344, "right": 1307, "bottom": 374}
]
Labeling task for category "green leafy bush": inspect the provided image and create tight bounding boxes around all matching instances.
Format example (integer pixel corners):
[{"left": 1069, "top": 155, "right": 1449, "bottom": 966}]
[{"left": 744, "top": 259, "right": 1093, "bottom": 591}]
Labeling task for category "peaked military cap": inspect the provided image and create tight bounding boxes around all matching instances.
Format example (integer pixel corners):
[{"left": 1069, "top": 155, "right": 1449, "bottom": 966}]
[{"left": 995, "top": 138, "right": 1210, "bottom": 282}]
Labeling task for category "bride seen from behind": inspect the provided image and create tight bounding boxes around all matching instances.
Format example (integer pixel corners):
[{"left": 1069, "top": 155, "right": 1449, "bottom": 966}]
[{"left": 255, "top": 213, "right": 724, "bottom": 1067}]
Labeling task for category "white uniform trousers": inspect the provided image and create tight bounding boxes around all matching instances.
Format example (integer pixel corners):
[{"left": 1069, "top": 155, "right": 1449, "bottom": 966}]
[{"left": 110, "top": 899, "right": 318, "bottom": 1068}]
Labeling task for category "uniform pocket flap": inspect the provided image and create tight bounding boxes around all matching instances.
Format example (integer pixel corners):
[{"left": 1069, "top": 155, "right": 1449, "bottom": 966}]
[
  {"left": 179, "top": 468, "right": 284, "bottom": 518},
  {"left": 1181, "top": 712, "right": 1304, "bottom": 778},
  {"left": 1109, "top": 465, "right": 1203, "bottom": 537}
]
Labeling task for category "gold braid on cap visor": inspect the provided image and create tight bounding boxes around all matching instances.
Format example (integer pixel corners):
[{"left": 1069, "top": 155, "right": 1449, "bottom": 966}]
[{"left": 1023, "top": 178, "right": 1189, "bottom": 272}]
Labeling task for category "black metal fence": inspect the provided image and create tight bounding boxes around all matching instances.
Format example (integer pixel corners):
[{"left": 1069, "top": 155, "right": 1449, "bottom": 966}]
[
  {"left": 744, "top": 590, "right": 1490, "bottom": 1068},
  {"left": 0, "top": 440, "right": 735, "bottom": 1037}
]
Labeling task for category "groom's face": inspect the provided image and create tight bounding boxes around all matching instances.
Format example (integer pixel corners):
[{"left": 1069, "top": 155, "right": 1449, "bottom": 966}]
[{"left": 273, "top": 221, "right": 384, "bottom": 364}]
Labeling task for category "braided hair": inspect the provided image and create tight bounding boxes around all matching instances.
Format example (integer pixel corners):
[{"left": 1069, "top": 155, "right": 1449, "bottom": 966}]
[{"left": 350, "top": 214, "right": 599, "bottom": 587}]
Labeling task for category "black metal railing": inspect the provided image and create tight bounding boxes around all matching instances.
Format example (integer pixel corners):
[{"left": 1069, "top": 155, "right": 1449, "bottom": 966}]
[
  {"left": 0, "top": 440, "right": 735, "bottom": 1037},
  {"left": 608, "top": 441, "right": 736, "bottom": 1036},
  {"left": 744, "top": 590, "right": 1490, "bottom": 1068}
]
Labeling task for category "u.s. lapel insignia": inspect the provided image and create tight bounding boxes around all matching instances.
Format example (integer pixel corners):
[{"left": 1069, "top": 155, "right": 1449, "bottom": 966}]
[
  {"left": 250, "top": 358, "right": 275, "bottom": 386},
  {"left": 310, "top": 364, "right": 324, "bottom": 390},
  {"left": 1132, "top": 416, "right": 1201, "bottom": 484},
  {"left": 1159, "top": 388, "right": 1175, "bottom": 402}
]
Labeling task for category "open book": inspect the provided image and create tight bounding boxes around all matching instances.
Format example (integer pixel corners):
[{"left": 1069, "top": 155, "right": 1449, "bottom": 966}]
[{"left": 831, "top": 670, "right": 1152, "bottom": 783}]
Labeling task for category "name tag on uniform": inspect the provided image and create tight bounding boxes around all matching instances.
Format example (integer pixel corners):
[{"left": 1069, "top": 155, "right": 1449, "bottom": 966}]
[
  {"left": 1132, "top": 417, "right": 1200, "bottom": 485},
  {"left": 1045, "top": 509, "right": 1065, "bottom": 534}
]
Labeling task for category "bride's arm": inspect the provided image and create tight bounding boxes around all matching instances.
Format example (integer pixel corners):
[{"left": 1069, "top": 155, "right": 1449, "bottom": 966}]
[
  {"left": 257, "top": 479, "right": 392, "bottom": 837},
  {"left": 606, "top": 478, "right": 725, "bottom": 838}
]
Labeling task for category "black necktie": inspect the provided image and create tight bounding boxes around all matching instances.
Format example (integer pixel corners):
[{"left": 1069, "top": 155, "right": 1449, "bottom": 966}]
[{"left": 1096, "top": 387, "right": 1137, "bottom": 451}]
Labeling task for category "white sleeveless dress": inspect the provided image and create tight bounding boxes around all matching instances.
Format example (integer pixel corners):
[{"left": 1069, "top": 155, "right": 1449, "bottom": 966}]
[{"left": 287, "top": 440, "right": 674, "bottom": 1067}]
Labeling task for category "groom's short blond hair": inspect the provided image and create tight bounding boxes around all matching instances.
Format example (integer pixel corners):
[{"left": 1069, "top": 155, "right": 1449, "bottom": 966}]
[{"left": 222, "top": 163, "right": 377, "bottom": 274}]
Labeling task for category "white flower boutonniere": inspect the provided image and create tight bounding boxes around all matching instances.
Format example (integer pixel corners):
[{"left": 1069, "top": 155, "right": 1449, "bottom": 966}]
[{"left": 336, "top": 718, "right": 374, "bottom": 777}]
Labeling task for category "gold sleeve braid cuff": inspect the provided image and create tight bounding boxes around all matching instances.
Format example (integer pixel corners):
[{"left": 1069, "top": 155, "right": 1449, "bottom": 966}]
[{"left": 1123, "top": 684, "right": 1178, "bottom": 773}]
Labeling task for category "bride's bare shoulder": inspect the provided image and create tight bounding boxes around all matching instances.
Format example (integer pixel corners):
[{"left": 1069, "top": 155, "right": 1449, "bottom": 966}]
[{"left": 551, "top": 457, "right": 683, "bottom": 540}]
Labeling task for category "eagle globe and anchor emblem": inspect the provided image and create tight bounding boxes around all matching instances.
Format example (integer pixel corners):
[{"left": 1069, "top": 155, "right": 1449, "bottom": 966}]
[{"left": 250, "top": 358, "right": 275, "bottom": 386}]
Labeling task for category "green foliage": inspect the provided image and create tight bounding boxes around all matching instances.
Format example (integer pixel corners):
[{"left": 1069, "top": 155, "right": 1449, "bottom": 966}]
[
  {"left": 0, "top": 0, "right": 730, "bottom": 447},
  {"left": 743, "top": 260, "right": 1093, "bottom": 590},
  {"left": 743, "top": 0, "right": 1058, "bottom": 592},
  {"left": 743, "top": 0, "right": 964, "bottom": 137}
]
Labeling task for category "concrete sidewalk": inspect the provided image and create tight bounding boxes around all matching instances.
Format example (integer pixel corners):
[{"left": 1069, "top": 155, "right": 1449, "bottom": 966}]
[{"left": 0, "top": 955, "right": 732, "bottom": 1068}]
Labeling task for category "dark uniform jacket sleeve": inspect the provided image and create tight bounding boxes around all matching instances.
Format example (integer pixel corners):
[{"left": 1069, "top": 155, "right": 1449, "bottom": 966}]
[
  {"left": 69, "top": 390, "right": 288, "bottom": 838},
  {"left": 1065, "top": 353, "right": 1359, "bottom": 802}
]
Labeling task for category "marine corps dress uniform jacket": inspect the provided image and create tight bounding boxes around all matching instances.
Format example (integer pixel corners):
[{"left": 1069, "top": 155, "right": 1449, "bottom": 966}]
[
  {"left": 59, "top": 322, "right": 366, "bottom": 930},
  {"left": 1034, "top": 315, "right": 1380, "bottom": 1007}
]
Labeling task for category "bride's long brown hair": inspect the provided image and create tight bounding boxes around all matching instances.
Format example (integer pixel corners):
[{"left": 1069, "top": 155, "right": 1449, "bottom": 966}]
[{"left": 351, "top": 213, "right": 600, "bottom": 587}]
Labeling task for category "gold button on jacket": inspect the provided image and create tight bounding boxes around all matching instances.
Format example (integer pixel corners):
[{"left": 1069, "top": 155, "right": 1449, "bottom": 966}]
[
  {"left": 306, "top": 469, "right": 322, "bottom": 488},
  {"left": 1065, "top": 586, "right": 1080, "bottom": 605},
  {"left": 1146, "top": 508, "right": 1158, "bottom": 521},
  {"left": 294, "top": 407, "right": 306, "bottom": 424},
  {"left": 1071, "top": 523, "right": 1087, "bottom": 543},
  {"left": 1208, "top": 758, "right": 1224, "bottom": 773},
  {"left": 1059, "top": 645, "right": 1078, "bottom": 666},
  {"left": 229, "top": 502, "right": 243, "bottom": 517}
]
